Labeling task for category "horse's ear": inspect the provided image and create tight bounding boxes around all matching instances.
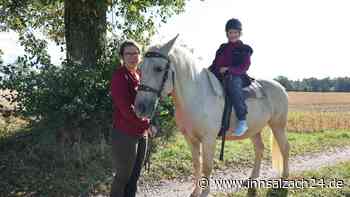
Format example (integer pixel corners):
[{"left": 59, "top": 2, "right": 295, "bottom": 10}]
[{"left": 160, "top": 34, "right": 179, "bottom": 55}]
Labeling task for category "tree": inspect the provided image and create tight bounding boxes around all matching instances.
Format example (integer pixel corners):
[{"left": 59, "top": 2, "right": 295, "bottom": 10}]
[
  {"left": 319, "top": 77, "right": 333, "bottom": 92},
  {"left": 64, "top": 0, "right": 107, "bottom": 66},
  {"left": 335, "top": 77, "right": 350, "bottom": 92},
  {"left": 274, "top": 76, "right": 294, "bottom": 91},
  {"left": 0, "top": 49, "right": 3, "bottom": 65},
  {"left": 0, "top": 0, "right": 186, "bottom": 137},
  {"left": 0, "top": 0, "right": 186, "bottom": 66},
  {"left": 303, "top": 77, "right": 321, "bottom": 91},
  {"left": 274, "top": 76, "right": 350, "bottom": 92}
]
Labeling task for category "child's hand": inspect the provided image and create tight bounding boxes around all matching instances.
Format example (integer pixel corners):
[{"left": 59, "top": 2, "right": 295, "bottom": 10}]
[{"left": 219, "top": 67, "right": 229, "bottom": 73}]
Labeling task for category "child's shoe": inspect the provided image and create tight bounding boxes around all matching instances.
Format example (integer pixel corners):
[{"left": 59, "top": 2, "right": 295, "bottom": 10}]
[{"left": 233, "top": 120, "right": 248, "bottom": 136}]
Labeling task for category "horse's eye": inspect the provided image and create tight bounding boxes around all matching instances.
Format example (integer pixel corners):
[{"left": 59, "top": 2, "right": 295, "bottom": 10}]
[{"left": 154, "top": 67, "right": 163, "bottom": 73}]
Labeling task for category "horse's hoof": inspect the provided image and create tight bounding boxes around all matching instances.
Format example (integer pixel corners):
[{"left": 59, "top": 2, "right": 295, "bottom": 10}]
[
  {"left": 190, "top": 192, "right": 199, "bottom": 197},
  {"left": 190, "top": 189, "right": 200, "bottom": 197},
  {"left": 199, "top": 193, "right": 210, "bottom": 197}
]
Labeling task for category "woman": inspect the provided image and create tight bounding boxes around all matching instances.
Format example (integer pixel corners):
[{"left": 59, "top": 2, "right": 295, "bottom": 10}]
[{"left": 110, "top": 40, "right": 150, "bottom": 197}]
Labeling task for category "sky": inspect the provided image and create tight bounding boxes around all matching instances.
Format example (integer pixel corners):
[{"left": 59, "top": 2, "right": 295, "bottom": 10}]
[{"left": 1, "top": 0, "right": 350, "bottom": 80}]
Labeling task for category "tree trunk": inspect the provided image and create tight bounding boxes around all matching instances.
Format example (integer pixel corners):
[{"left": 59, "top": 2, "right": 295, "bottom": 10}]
[{"left": 64, "top": 0, "right": 107, "bottom": 66}]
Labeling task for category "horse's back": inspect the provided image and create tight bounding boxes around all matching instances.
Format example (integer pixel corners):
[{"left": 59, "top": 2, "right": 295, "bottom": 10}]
[
  {"left": 256, "top": 79, "right": 288, "bottom": 107},
  {"left": 256, "top": 79, "right": 288, "bottom": 125}
]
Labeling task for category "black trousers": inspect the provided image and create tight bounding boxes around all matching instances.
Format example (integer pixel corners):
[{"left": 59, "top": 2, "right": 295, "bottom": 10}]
[
  {"left": 220, "top": 74, "right": 248, "bottom": 133},
  {"left": 110, "top": 128, "right": 148, "bottom": 197}
]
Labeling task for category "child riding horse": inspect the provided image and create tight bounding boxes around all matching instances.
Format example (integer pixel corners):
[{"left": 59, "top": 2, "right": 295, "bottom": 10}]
[{"left": 209, "top": 18, "right": 253, "bottom": 136}]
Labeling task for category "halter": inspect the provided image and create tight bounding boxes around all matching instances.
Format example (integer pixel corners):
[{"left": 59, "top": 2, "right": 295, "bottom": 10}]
[
  {"left": 138, "top": 51, "right": 172, "bottom": 173},
  {"left": 138, "top": 51, "right": 172, "bottom": 98}
]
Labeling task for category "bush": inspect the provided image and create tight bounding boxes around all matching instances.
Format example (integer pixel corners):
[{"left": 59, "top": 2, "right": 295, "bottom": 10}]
[
  {"left": 0, "top": 33, "right": 176, "bottom": 142},
  {"left": 1, "top": 34, "right": 117, "bottom": 139}
]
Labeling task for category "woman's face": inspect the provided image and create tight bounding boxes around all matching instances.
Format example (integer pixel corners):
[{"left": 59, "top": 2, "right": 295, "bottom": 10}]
[
  {"left": 226, "top": 29, "right": 241, "bottom": 43},
  {"left": 122, "top": 45, "right": 140, "bottom": 69}
]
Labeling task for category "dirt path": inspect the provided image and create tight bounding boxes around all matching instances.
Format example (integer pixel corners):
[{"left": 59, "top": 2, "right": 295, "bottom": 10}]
[{"left": 135, "top": 146, "right": 350, "bottom": 197}]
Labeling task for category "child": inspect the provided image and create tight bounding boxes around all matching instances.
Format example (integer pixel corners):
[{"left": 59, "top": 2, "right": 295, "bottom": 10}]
[{"left": 209, "top": 18, "right": 253, "bottom": 136}]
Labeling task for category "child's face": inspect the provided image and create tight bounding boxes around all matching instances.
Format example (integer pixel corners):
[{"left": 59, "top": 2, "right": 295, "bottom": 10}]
[{"left": 226, "top": 29, "right": 241, "bottom": 43}]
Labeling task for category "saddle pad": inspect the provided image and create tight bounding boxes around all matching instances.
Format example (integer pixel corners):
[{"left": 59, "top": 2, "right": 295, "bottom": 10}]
[
  {"left": 243, "top": 80, "right": 265, "bottom": 99},
  {"left": 206, "top": 69, "right": 264, "bottom": 99}
]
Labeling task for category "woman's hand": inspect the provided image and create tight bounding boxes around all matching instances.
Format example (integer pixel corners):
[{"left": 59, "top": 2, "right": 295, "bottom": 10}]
[
  {"left": 147, "top": 125, "right": 159, "bottom": 138},
  {"left": 219, "top": 67, "right": 229, "bottom": 74}
]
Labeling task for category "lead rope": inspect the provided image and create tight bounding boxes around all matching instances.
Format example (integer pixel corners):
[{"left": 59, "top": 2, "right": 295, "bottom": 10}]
[{"left": 144, "top": 101, "right": 161, "bottom": 172}]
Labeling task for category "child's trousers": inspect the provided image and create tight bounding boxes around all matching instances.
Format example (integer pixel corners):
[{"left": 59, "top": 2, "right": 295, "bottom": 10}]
[{"left": 223, "top": 74, "right": 248, "bottom": 123}]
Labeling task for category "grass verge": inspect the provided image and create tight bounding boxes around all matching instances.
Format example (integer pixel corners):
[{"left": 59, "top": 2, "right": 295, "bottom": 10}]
[
  {"left": 214, "top": 160, "right": 350, "bottom": 197},
  {"left": 1, "top": 126, "right": 350, "bottom": 196},
  {"left": 145, "top": 129, "right": 350, "bottom": 180}
]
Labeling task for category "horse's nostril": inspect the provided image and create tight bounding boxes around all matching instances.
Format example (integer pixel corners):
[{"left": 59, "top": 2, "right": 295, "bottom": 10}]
[{"left": 137, "top": 103, "right": 146, "bottom": 114}]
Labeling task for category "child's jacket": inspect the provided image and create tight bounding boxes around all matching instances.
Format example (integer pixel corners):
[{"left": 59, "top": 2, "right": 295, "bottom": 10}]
[{"left": 209, "top": 40, "right": 253, "bottom": 79}]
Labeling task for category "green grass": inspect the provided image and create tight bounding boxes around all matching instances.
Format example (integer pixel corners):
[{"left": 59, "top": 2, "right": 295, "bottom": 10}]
[
  {"left": 213, "top": 161, "right": 350, "bottom": 197},
  {"left": 145, "top": 129, "right": 350, "bottom": 180},
  {"left": 0, "top": 124, "right": 114, "bottom": 197},
  {"left": 1, "top": 122, "right": 350, "bottom": 196}
]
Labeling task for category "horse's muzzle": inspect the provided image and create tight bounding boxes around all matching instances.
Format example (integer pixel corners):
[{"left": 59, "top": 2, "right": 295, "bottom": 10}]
[
  {"left": 135, "top": 99, "right": 155, "bottom": 119},
  {"left": 136, "top": 102, "right": 147, "bottom": 116}
]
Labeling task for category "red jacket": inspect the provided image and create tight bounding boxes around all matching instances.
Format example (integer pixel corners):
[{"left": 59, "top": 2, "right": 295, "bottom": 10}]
[{"left": 110, "top": 66, "right": 150, "bottom": 137}]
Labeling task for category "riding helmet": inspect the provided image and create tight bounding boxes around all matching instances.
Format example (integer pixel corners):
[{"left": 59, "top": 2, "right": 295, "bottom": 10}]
[{"left": 225, "top": 18, "right": 242, "bottom": 31}]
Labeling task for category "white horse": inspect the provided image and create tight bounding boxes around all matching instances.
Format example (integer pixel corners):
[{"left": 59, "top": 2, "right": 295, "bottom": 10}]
[{"left": 135, "top": 36, "right": 289, "bottom": 197}]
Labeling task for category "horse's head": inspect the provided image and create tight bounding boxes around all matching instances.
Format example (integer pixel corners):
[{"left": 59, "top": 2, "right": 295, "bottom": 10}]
[{"left": 135, "top": 35, "right": 178, "bottom": 119}]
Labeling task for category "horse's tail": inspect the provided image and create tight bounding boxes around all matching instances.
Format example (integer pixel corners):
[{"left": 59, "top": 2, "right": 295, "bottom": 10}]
[
  {"left": 271, "top": 134, "right": 284, "bottom": 175},
  {"left": 258, "top": 79, "right": 289, "bottom": 177}
]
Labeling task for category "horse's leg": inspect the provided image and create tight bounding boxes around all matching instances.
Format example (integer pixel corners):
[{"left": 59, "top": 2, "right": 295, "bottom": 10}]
[
  {"left": 200, "top": 137, "right": 216, "bottom": 197},
  {"left": 183, "top": 134, "right": 201, "bottom": 197},
  {"left": 269, "top": 122, "right": 290, "bottom": 178},
  {"left": 249, "top": 132, "right": 264, "bottom": 179}
]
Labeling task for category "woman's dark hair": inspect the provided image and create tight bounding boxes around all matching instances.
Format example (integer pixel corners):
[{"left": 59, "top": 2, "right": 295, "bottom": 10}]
[{"left": 119, "top": 40, "right": 141, "bottom": 57}]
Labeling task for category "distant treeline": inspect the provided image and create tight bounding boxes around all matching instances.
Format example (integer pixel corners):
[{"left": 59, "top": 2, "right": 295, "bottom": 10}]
[{"left": 274, "top": 76, "right": 350, "bottom": 92}]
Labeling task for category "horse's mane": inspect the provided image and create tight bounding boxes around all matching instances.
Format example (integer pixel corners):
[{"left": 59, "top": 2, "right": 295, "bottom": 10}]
[{"left": 147, "top": 44, "right": 207, "bottom": 81}]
